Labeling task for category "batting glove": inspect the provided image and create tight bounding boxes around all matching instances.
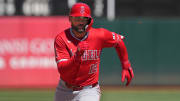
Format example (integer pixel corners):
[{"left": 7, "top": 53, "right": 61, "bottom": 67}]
[{"left": 121, "top": 67, "right": 134, "bottom": 86}]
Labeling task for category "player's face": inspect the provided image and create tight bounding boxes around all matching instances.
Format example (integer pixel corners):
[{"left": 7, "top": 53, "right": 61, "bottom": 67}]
[{"left": 70, "top": 16, "right": 89, "bottom": 33}]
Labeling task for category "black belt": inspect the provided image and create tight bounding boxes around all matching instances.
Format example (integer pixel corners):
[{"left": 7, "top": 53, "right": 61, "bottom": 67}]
[{"left": 65, "top": 82, "right": 98, "bottom": 91}]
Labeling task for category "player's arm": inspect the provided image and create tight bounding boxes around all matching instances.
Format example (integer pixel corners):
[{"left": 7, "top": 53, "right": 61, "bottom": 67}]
[
  {"left": 54, "top": 36, "right": 78, "bottom": 75},
  {"left": 115, "top": 39, "right": 134, "bottom": 86},
  {"left": 54, "top": 36, "right": 87, "bottom": 74},
  {"left": 102, "top": 28, "right": 134, "bottom": 86},
  {"left": 101, "top": 28, "right": 124, "bottom": 48}
]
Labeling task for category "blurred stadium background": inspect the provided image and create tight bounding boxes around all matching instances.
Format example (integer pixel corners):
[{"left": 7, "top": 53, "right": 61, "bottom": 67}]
[{"left": 0, "top": 0, "right": 180, "bottom": 101}]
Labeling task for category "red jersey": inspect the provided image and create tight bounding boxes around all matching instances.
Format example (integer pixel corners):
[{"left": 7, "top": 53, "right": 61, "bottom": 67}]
[{"left": 54, "top": 28, "right": 130, "bottom": 86}]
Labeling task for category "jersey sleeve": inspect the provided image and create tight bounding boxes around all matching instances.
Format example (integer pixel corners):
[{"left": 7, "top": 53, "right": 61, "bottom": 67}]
[
  {"left": 101, "top": 28, "right": 122, "bottom": 48},
  {"left": 101, "top": 28, "right": 131, "bottom": 69},
  {"left": 54, "top": 35, "right": 79, "bottom": 81},
  {"left": 115, "top": 39, "right": 131, "bottom": 69},
  {"left": 54, "top": 35, "right": 70, "bottom": 63}
]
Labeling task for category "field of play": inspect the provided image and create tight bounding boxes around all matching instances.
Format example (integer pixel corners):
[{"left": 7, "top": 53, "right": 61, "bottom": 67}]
[{"left": 0, "top": 86, "right": 180, "bottom": 101}]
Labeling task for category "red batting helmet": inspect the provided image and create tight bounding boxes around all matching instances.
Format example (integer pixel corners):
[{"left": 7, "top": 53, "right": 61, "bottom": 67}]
[
  {"left": 70, "top": 3, "right": 93, "bottom": 32},
  {"left": 70, "top": 3, "right": 91, "bottom": 18}
]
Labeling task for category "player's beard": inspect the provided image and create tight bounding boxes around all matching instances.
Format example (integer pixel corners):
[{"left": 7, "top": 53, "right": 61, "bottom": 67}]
[{"left": 72, "top": 24, "right": 86, "bottom": 33}]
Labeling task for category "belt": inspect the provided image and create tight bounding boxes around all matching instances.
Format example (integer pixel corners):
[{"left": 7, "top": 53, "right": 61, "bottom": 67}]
[{"left": 65, "top": 82, "right": 98, "bottom": 91}]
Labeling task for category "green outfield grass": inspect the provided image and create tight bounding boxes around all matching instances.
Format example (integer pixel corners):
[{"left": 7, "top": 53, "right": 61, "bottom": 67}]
[
  {"left": 0, "top": 87, "right": 180, "bottom": 101},
  {"left": 0, "top": 89, "right": 55, "bottom": 101},
  {"left": 101, "top": 87, "right": 180, "bottom": 101}
]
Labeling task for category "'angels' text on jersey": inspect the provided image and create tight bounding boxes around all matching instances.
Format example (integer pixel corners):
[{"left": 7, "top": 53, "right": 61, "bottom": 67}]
[{"left": 81, "top": 50, "right": 101, "bottom": 61}]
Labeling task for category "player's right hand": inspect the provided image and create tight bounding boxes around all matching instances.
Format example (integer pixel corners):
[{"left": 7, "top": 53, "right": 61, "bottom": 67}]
[
  {"left": 73, "top": 41, "right": 88, "bottom": 64},
  {"left": 76, "top": 41, "right": 88, "bottom": 57}
]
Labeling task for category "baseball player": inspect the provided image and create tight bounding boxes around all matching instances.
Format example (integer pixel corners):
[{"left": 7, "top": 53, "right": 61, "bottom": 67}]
[{"left": 54, "top": 2, "right": 134, "bottom": 101}]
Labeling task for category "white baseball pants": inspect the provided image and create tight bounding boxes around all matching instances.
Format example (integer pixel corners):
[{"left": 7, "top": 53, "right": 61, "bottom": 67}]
[{"left": 54, "top": 80, "right": 101, "bottom": 101}]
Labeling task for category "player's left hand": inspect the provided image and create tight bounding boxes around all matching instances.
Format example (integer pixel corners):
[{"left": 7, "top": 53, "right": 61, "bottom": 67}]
[{"left": 121, "top": 67, "right": 134, "bottom": 86}]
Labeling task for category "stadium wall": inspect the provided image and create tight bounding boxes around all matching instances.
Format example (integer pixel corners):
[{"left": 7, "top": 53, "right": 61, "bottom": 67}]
[
  {"left": 0, "top": 17, "right": 70, "bottom": 88},
  {"left": 94, "top": 18, "right": 180, "bottom": 85},
  {"left": 0, "top": 17, "right": 179, "bottom": 88}
]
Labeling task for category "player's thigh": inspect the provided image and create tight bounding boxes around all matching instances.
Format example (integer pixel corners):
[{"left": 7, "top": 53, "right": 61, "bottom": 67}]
[
  {"left": 78, "top": 95, "right": 100, "bottom": 101},
  {"left": 74, "top": 85, "right": 101, "bottom": 101},
  {"left": 55, "top": 90, "right": 72, "bottom": 101},
  {"left": 54, "top": 80, "right": 75, "bottom": 101}
]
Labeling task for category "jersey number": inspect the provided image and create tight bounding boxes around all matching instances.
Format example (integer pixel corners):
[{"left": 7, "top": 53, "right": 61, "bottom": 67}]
[{"left": 89, "top": 62, "right": 98, "bottom": 74}]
